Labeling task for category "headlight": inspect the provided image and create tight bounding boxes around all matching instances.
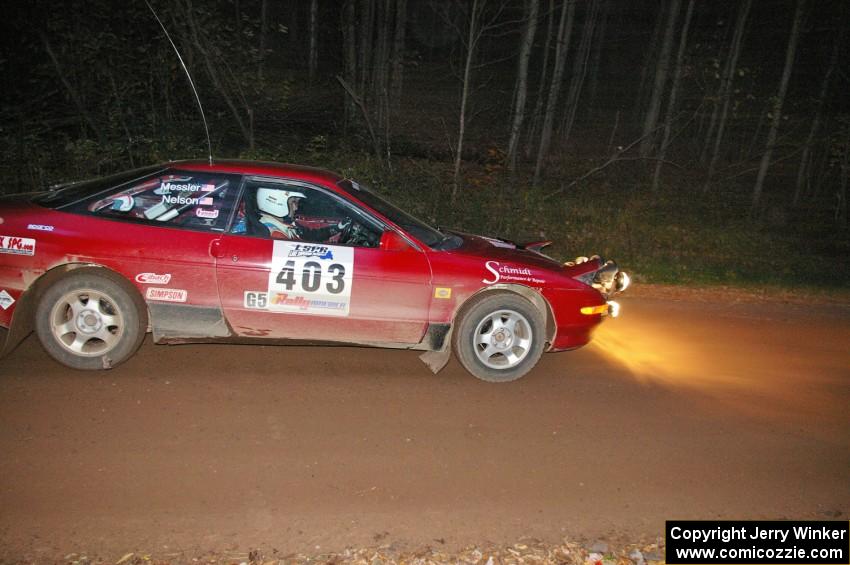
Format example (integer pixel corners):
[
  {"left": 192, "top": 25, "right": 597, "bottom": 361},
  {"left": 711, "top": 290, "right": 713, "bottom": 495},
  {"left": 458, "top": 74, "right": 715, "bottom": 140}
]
[{"left": 616, "top": 271, "right": 630, "bottom": 292}]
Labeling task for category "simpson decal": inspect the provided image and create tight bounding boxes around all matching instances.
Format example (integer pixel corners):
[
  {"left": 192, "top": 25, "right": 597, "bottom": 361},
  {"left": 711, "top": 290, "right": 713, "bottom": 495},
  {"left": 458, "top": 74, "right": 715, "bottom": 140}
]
[
  {"left": 145, "top": 287, "right": 188, "bottom": 302},
  {"left": 0, "top": 235, "right": 36, "bottom": 256},
  {"left": 135, "top": 273, "right": 172, "bottom": 284},
  {"left": 0, "top": 290, "right": 15, "bottom": 310},
  {"left": 267, "top": 241, "right": 354, "bottom": 316}
]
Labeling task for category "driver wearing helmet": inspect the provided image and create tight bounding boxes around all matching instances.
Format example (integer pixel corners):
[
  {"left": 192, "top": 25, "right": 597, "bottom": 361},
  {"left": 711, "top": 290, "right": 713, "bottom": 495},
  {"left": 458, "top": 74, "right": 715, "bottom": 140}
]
[{"left": 256, "top": 187, "right": 349, "bottom": 242}]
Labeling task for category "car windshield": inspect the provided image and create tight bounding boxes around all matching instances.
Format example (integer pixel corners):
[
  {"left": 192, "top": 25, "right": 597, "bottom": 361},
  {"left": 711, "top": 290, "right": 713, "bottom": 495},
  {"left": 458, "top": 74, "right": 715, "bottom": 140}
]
[
  {"left": 338, "top": 179, "right": 461, "bottom": 250},
  {"left": 35, "top": 165, "right": 165, "bottom": 209}
]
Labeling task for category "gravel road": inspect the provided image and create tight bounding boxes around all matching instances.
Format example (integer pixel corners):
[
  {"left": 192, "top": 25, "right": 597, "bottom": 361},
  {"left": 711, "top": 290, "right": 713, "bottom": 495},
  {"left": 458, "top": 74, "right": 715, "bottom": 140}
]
[{"left": 1, "top": 290, "right": 848, "bottom": 561}]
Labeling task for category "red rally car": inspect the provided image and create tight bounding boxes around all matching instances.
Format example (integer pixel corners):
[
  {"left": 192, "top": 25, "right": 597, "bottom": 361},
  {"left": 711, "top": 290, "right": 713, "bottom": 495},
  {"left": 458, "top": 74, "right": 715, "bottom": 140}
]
[{"left": 0, "top": 160, "right": 629, "bottom": 382}]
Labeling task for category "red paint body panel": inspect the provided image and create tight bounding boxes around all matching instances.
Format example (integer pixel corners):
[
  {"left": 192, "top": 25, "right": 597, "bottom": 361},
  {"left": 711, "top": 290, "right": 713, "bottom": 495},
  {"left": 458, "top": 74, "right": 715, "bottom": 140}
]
[{"left": 0, "top": 160, "right": 618, "bottom": 361}]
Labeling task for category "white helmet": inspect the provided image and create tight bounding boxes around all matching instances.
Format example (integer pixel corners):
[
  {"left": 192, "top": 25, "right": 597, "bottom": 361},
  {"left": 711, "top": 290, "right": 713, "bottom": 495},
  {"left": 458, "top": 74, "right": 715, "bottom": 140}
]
[{"left": 257, "top": 188, "right": 306, "bottom": 217}]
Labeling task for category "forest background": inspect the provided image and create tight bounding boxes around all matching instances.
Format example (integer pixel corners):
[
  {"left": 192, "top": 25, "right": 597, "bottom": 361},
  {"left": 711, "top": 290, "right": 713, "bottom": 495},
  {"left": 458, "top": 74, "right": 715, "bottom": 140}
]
[{"left": 1, "top": 0, "right": 848, "bottom": 288}]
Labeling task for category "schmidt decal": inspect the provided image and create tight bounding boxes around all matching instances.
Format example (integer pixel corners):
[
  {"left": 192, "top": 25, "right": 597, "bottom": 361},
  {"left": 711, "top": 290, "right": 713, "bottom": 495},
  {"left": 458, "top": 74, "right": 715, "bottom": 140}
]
[{"left": 482, "top": 260, "right": 542, "bottom": 284}]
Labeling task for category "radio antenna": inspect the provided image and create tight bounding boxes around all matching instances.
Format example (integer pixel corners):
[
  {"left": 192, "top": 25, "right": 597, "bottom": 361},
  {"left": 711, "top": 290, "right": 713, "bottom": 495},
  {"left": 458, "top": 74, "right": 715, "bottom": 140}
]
[{"left": 144, "top": 0, "right": 213, "bottom": 165}]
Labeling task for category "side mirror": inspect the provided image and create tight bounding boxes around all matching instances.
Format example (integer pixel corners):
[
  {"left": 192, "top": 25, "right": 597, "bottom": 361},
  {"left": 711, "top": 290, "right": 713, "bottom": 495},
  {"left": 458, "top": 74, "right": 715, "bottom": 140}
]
[{"left": 379, "top": 230, "right": 412, "bottom": 252}]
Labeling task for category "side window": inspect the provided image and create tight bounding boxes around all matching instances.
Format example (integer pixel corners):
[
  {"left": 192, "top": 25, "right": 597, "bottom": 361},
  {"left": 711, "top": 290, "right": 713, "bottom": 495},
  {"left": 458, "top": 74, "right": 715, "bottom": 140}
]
[
  {"left": 80, "top": 170, "right": 240, "bottom": 232},
  {"left": 232, "top": 180, "right": 383, "bottom": 248}
]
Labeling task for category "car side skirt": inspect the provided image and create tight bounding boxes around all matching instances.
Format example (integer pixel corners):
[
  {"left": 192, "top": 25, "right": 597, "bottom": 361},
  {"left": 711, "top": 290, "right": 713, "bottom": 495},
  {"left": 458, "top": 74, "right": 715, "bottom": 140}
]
[{"left": 149, "top": 303, "right": 231, "bottom": 342}]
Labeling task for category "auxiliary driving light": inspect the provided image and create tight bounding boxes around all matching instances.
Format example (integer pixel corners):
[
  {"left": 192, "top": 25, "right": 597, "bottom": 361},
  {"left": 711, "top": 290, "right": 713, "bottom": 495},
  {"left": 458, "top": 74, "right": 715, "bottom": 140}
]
[{"left": 607, "top": 300, "right": 621, "bottom": 318}]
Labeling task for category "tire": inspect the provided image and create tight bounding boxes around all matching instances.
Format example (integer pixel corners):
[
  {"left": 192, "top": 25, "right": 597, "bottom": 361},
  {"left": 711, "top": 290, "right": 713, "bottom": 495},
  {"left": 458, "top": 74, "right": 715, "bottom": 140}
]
[
  {"left": 452, "top": 293, "right": 546, "bottom": 382},
  {"left": 35, "top": 270, "right": 147, "bottom": 370}
]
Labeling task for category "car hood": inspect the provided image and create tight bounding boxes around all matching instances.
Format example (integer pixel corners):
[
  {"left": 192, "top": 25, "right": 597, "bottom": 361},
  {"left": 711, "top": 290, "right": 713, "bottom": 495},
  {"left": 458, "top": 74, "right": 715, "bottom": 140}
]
[{"left": 448, "top": 231, "right": 557, "bottom": 270}]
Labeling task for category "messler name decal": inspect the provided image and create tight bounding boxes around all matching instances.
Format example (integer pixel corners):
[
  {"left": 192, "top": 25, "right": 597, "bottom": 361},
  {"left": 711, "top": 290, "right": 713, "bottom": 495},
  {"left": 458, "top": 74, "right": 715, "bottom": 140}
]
[{"left": 267, "top": 242, "right": 354, "bottom": 316}]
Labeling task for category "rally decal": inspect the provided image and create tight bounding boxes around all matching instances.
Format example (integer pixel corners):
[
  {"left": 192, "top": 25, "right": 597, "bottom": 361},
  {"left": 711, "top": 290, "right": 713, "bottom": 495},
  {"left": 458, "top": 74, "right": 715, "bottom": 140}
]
[
  {"left": 135, "top": 272, "right": 172, "bottom": 284},
  {"left": 482, "top": 260, "right": 545, "bottom": 285},
  {"left": 145, "top": 287, "right": 188, "bottom": 303},
  {"left": 0, "top": 235, "right": 36, "bottom": 256},
  {"left": 267, "top": 242, "right": 354, "bottom": 316},
  {"left": 0, "top": 290, "right": 15, "bottom": 310}
]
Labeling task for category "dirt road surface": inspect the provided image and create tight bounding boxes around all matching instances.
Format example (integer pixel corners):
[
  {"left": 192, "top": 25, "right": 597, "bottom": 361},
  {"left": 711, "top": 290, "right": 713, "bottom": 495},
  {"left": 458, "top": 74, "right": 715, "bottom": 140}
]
[{"left": 1, "top": 290, "right": 849, "bottom": 560}]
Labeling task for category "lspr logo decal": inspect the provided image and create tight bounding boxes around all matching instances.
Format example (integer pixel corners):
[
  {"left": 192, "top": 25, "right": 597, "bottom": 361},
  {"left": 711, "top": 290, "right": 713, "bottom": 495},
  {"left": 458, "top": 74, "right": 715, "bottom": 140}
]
[{"left": 288, "top": 244, "right": 334, "bottom": 260}]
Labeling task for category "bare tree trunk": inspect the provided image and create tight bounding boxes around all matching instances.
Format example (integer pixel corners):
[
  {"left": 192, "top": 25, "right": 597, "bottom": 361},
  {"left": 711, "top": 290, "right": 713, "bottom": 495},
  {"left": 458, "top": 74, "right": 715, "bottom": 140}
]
[
  {"left": 337, "top": 75, "right": 383, "bottom": 162},
  {"left": 309, "top": 0, "right": 319, "bottom": 84},
  {"left": 533, "top": 0, "right": 575, "bottom": 186},
  {"left": 288, "top": 1, "right": 300, "bottom": 47},
  {"left": 359, "top": 0, "right": 375, "bottom": 98},
  {"left": 699, "top": 10, "right": 735, "bottom": 163},
  {"left": 235, "top": 0, "right": 242, "bottom": 46},
  {"left": 184, "top": 0, "right": 254, "bottom": 149},
  {"left": 585, "top": 0, "right": 608, "bottom": 111},
  {"left": 39, "top": 30, "right": 105, "bottom": 145},
  {"left": 524, "top": 0, "right": 555, "bottom": 159},
  {"left": 752, "top": 0, "right": 805, "bottom": 210},
  {"left": 793, "top": 34, "right": 839, "bottom": 206},
  {"left": 390, "top": 0, "right": 407, "bottom": 110},
  {"left": 651, "top": 0, "right": 695, "bottom": 192},
  {"left": 633, "top": 0, "right": 665, "bottom": 122},
  {"left": 452, "top": 0, "right": 483, "bottom": 201},
  {"left": 838, "top": 125, "right": 849, "bottom": 227},
  {"left": 704, "top": 0, "right": 752, "bottom": 188},
  {"left": 372, "top": 0, "right": 391, "bottom": 135},
  {"left": 507, "top": 0, "right": 540, "bottom": 173},
  {"left": 109, "top": 72, "right": 136, "bottom": 167},
  {"left": 258, "top": 0, "right": 268, "bottom": 81},
  {"left": 343, "top": 0, "right": 358, "bottom": 131},
  {"left": 639, "top": 0, "right": 680, "bottom": 157},
  {"left": 560, "top": 0, "right": 599, "bottom": 145}
]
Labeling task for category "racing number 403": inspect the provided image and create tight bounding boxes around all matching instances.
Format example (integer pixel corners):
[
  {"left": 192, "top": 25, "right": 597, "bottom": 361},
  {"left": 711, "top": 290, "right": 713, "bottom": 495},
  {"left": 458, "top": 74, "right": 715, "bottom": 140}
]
[{"left": 276, "top": 260, "right": 346, "bottom": 294}]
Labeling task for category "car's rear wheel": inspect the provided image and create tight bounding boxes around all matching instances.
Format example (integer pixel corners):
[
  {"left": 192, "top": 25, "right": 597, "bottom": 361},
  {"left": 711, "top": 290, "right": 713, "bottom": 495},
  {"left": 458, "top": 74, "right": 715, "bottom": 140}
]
[
  {"left": 453, "top": 293, "right": 545, "bottom": 382},
  {"left": 35, "top": 271, "right": 146, "bottom": 370}
]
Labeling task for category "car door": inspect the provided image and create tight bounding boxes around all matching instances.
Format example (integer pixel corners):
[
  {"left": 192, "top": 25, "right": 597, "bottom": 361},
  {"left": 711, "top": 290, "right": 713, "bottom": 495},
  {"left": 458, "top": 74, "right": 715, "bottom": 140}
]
[
  {"left": 72, "top": 169, "right": 241, "bottom": 340},
  {"left": 215, "top": 178, "right": 433, "bottom": 345}
]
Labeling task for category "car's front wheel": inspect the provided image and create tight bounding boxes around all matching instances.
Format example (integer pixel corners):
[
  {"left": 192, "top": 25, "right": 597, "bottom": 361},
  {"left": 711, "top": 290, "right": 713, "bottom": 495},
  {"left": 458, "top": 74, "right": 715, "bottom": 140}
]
[
  {"left": 35, "top": 270, "right": 147, "bottom": 370},
  {"left": 453, "top": 293, "right": 546, "bottom": 382}
]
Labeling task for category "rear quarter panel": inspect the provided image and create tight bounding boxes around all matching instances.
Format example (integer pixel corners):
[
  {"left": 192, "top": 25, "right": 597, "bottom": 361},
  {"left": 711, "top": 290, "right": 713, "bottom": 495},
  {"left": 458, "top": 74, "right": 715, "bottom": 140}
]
[{"left": 0, "top": 202, "right": 221, "bottom": 330}]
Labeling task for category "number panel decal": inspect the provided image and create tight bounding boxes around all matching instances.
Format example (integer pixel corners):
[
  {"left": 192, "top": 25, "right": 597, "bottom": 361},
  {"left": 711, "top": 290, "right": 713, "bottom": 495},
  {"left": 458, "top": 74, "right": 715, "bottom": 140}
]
[{"left": 265, "top": 242, "right": 354, "bottom": 316}]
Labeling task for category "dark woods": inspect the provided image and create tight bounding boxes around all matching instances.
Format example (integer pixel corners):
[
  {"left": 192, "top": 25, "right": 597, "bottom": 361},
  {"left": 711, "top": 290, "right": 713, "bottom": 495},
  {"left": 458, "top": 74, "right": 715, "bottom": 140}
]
[{"left": 1, "top": 0, "right": 848, "bottom": 285}]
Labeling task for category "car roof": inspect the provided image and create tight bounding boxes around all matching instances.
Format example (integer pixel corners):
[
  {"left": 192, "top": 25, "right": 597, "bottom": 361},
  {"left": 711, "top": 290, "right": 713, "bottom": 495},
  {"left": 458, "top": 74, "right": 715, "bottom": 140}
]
[{"left": 169, "top": 159, "right": 345, "bottom": 187}]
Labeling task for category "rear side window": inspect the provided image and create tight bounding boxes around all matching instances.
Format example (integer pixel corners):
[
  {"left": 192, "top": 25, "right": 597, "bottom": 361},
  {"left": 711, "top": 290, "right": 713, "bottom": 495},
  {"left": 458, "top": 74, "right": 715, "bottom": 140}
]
[{"left": 71, "top": 170, "right": 241, "bottom": 232}]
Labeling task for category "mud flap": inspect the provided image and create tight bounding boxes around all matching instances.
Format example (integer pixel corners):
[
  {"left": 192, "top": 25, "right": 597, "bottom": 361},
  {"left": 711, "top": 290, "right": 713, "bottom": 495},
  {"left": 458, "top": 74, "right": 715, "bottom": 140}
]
[{"left": 418, "top": 327, "right": 453, "bottom": 374}]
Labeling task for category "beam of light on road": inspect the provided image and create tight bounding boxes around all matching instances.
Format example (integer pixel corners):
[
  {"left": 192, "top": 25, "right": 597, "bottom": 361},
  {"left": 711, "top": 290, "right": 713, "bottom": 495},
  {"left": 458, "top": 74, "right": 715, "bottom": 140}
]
[
  {"left": 586, "top": 300, "right": 849, "bottom": 429},
  {"left": 589, "top": 316, "right": 745, "bottom": 392}
]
